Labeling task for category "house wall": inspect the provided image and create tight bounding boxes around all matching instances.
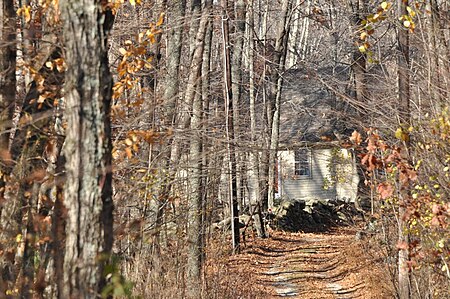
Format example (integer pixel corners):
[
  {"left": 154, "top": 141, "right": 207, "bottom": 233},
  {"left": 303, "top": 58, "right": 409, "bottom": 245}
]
[
  {"left": 278, "top": 148, "right": 359, "bottom": 202},
  {"left": 278, "top": 149, "right": 336, "bottom": 201},
  {"left": 335, "top": 149, "right": 359, "bottom": 202}
]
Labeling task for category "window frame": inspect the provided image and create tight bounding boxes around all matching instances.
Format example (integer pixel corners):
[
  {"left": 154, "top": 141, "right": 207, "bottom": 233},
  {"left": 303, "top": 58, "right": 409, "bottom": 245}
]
[{"left": 294, "top": 148, "right": 312, "bottom": 179}]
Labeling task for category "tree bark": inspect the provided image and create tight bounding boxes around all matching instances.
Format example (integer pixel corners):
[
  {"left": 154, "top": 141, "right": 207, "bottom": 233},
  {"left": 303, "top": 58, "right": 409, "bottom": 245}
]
[
  {"left": 0, "top": 0, "right": 16, "bottom": 205},
  {"left": 0, "top": 0, "right": 15, "bottom": 158},
  {"left": 350, "top": 0, "right": 368, "bottom": 116},
  {"left": 397, "top": 1, "right": 411, "bottom": 298},
  {"left": 267, "top": 0, "right": 292, "bottom": 209},
  {"left": 200, "top": 1, "right": 213, "bottom": 268},
  {"left": 163, "top": 0, "right": 186, "bottom": 125},
  {"left": 60, "top": 1, "right": 114, "bottom": 297},
  {"left": 0, "top": 0, "right": 17, "bottom": 295},
  {"left": 221, "top": 0, "right": 240, "bottom": 253},
  {"left": 231, "top": 0, "right": 246, "bottom": 211},
  {"left": 248, "top": 0, "right": 266, "bottom": 238},
  {"left": 186, "top": 5, "right": 209, "bottom": 297}
]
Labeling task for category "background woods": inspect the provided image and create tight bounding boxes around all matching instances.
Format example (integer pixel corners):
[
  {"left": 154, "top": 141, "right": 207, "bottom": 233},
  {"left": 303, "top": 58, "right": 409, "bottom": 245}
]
[{"left": 0, "top": 0, "right": 449, "bottom": 298}]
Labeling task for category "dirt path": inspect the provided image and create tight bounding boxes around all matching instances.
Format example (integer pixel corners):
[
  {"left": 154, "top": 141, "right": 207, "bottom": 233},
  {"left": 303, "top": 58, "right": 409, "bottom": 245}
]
[{"left": 226, "top": 227, "right": 392, "bottom": 298}]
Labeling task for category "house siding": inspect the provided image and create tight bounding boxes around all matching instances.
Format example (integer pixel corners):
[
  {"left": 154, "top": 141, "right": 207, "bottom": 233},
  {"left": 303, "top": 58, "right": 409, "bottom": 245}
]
[
  {"left": 335, "top": 149, "right": 359, "bottom": 202},
  {"left": 279, "top": 149, "right": 335, "bottom": 200},
  {"left": 278, "top": 148, "right": 358, "bottom": 202}
]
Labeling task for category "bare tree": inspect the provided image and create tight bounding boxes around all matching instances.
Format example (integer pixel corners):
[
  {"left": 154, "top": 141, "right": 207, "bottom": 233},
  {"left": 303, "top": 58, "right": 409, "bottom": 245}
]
[
  {"left": 350, "top": 0, "right": 368, "bottom": 115},
  {"left": 186, "top": 3, "right": 210, "bottom": 296},
  {"left": 247, "top": 0, "right": 266, "bottom": 238},
  {"left": 221, "top": 0, "right": 240, "bottom": 253},
  {"left": 397, "top": 0, "right": 411, "bottom": 298},
  {"left": 267, "top": 0, "right": 292, "bottom": 209}
]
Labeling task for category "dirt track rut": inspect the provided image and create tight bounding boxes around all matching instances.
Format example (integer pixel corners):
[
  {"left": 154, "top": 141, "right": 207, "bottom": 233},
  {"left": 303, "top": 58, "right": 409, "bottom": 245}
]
[{"left": 230, "top": 228, "right": 388, "bottom": 299}]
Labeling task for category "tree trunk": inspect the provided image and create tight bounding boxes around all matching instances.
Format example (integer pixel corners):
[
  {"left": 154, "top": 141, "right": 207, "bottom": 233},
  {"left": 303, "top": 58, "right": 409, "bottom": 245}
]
[
  {"left": 0, "top": 0, "right": 16, "bottom": 224},
  {"left": 286, "top": 0, "right": 301, "bottom": 68},
  {"left": 0, "top": 0, "right": 15, "bottom": 160},
  {"left": 248, "top": 0, "right": 266, "bottom": 238},
  {"left": 149, "top": 0, "right": 187, "bottom": 282},
  {"left": 397, "top": 0, "right": 410, "bottom": 125},
  {"left": 267, "top": 0, "right": 292, "bottom": 209},
  {"left": 397, "top": 0, "right": 411, "bottom": 298},
  {"left": 350, "top": 0, "right": 368, "bottom": 116},
  {"left": 0, "top": 0, "right": 17, "bottom": 294},
  {"left": 186, "top": 5, "right": 209, "bottom": 297},
  {"left": 231, "top": 0, "right": 246, "bottom": 211},
  {"left": 60, "top": 1, "right": 114, "bottom": 297},
  {"left": 200, "top": 0, "right": 213, "bottom": 268},
  {"left": 221, "top": 0, "right": 240, "bottom": 253}
]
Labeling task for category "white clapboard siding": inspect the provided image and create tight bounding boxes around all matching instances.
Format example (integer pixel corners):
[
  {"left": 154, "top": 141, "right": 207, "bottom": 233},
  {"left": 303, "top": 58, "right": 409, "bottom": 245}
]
[
  {"left": 279, "top": 149, "right": 336, "bottom": 200},
  {"left": 335, "top": 148, "right": 359, "bottom": 202},
  {"left": 246, "top": 148, "right": 359, "bottom": 205}
]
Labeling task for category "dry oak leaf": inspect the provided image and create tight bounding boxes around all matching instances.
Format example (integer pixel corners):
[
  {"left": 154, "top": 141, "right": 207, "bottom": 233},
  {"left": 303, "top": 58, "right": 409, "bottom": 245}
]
[{"left": 377, "top": 182, "right": 394, "bottom": 199}]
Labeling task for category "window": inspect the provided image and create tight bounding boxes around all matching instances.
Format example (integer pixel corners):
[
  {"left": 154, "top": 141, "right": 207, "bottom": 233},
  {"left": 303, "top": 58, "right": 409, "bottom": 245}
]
[{"left": 295, "top": 148, "right": 312, "bottom": 178}]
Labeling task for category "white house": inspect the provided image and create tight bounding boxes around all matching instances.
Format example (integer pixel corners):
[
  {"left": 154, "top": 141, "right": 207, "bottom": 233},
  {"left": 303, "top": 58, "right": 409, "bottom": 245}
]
[
  {"left": 276, "top": 144, "right": 359, "bottom": 203},
  {"left": 273, "top": 66, "right": 360, "bottom": 205}
]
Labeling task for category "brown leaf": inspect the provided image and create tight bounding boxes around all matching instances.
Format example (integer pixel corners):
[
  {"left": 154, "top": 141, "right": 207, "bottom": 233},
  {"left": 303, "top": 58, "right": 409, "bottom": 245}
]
[
  {"left": 377, "top": 182, "right": 394, "bottom": 199},
  {"left": 396, "top": 241, "right": 408, "bottom": 250},
  {"left": 430, "top": 216, "right": 440, "bottom": 227},
  {"left": 156, "top": 12, "right": 165, "bottom": 27},
  {"left": 350, "top": 130, "right": 362, "bottom": 145},
  {"left": 361, "top": 153, "right": 370, "bottom": 166},
  {"left": 26, "top": 169, "right": 47, "bottom": 182},
  {"left": 399, "top": 171, "right": 408, "bottom": 185},
  {"left": 125, "top": 147, "right": 133, "bottom": 159},
  {"left": 407, "top": 169, "right": 417, "bottom": 181},
  {"left": 0, "top": 148, "right": 13, "bottom": 166},
  {"left": 432, "top": 204, "right": 440, "bottom": 215}
]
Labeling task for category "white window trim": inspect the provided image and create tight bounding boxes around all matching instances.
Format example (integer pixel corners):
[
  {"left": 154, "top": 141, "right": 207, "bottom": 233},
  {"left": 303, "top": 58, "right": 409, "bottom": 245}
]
[{"left": 294, "top": 148, "right": 312, "bottom": 179}]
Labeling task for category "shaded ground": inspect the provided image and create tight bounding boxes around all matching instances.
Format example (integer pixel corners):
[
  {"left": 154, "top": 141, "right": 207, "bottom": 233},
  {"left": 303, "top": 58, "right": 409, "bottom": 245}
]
[
  {"left": 225, "top": 227, "right": 394, "bottom": 298},
  {"left": 272, "top": 199, "right": 367, "bottom": 233}
]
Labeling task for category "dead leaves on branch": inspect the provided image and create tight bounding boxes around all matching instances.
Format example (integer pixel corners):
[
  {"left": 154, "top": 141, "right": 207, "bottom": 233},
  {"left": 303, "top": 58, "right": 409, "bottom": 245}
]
[
  {"left": 377, "top": 182, "right": 394, "bottom": 200},
  {"left": 112, "top": 15, "right": 163, "bottom": 102},
  {"left": 353, "top": 117, "right": 450, "bottom": 272},
  {"left": 113, "top": 129, "right": 165, "bottom": 160},
  {"left": 17, "top": 0, "right": 60, "bottom": 27}
]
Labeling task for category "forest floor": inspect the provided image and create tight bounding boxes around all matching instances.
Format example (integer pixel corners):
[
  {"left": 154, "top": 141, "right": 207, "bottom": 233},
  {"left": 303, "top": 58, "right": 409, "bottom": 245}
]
[{"left": 217, "top": 225, "right": 395, "bottom": 299}]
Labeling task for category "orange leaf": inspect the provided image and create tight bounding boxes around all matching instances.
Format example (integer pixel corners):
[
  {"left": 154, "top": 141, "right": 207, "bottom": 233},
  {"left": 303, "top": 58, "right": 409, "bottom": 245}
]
[
  {"left": 0, "top": 148, "right": 12, "bottom": 165},
  {"left": 430, "top": 216, "right": 440, "bottom": 227},
  {"left": 119, "top": 47, "right": 127, "bottom": 56},
  {"left": 396, "top": 241, "right": 408, "bottom": 250},
  {"left": 125, "top": 147, "right": 132, "bottom": 159},
  {"left": 377, "top": 182, "right": 394, "bottom": 199},
  {"left": 350, "top": 130, "right": 362, "bottom": 145},
  {"left": 156, "top": 12, "right": 165, "bottom": 26}
]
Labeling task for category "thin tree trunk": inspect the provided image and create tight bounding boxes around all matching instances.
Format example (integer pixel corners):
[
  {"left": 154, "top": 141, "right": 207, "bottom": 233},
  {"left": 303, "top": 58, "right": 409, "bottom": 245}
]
[
  {"left": 248, "top": 0, "right": 266, "bottom": 238},
  {"left": 350, "top": 0, "right": 368, "bottom": 115},
  {"left": 0, "top": 0, "right": 17, "bottom": 293},
  {"left": 168, "top": 0, "right": 200, "bottom": 184},
  {"left": 397, "top": 0, "right": 411, "bottom": 298},
  {"left": 427, "top": 0, "right": 446, "bottom": 103},
  {"left": 268, "top": 0, "right": 292, "bottom": 209},
  {"left": 221, "top": 0, "right": 240, "bottom": 253},
  {"left": 150, "top": 0, "right": 186, "bottom": 282},
  {"left": 186, "top": 5, "right": 209, "bottom": 297},
  {"left": 287, "top": 0, "right": 301, "bottom": 68},
  {"left": 200, "top": 0, "right": 213, "bottom": 268},
  {"left": 163, "top": 0, "right": 186, "bottom": 124},
  {"left": 299, "top": 0, "right": 310, "bottom": 60},
  {"left": 0, "top": 0, "right": 15, "bottom": 159},
  {"left": 231, "top": 0, "right": 246, "bottom": 211}
]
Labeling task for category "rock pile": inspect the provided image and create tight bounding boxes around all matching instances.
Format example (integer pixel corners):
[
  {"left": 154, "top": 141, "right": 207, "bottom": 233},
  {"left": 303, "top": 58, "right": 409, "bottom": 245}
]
[{"left": 272, "top": 198, "right": 365, "bottom": 232}]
